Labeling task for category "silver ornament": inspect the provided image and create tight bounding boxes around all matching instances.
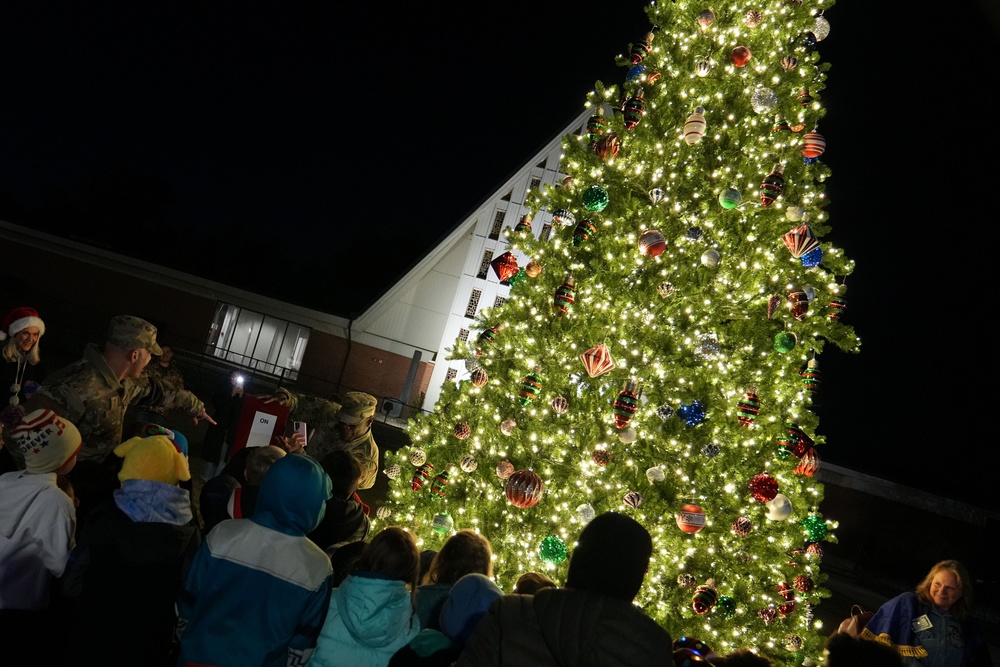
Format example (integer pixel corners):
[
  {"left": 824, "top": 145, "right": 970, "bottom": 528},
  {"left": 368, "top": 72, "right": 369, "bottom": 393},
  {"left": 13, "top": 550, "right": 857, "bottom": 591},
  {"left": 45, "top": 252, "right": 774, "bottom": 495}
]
[
  {"left": 646, "top": 466, "right": 666, "bottom": 483},
  {"left": 750, "top": 87, "right": 779, "bottom": 114},
  {"left": 575, "top": 503, "right": 596, "bottom": 524},
  {"left": 383, "top": 464, "right": 401, "bottom": 480},
  {"left": 701, "top": 249, "right": 721, "bottom": 267},
  {"left": 460, "top": 455, "right": 478, "bottom": 472}
]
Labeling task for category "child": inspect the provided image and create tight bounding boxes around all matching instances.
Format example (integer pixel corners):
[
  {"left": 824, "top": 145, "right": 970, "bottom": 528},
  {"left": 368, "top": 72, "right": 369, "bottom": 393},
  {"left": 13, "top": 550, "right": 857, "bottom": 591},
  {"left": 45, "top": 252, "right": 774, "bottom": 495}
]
[
  {"left": 176, "top": 454, "right": 333, "bottom": 667},
  {"left": 308, "top": 448, "right": 370, "bottom": 552},
  {"left": 311, "top": 526, "right": 421, "bottom": 667},
  {"left": 415, "top": 530, "right": 493, "bottom": 631},
  {"left": 0, "top": 409, "right": 82, "bottom": 647}
]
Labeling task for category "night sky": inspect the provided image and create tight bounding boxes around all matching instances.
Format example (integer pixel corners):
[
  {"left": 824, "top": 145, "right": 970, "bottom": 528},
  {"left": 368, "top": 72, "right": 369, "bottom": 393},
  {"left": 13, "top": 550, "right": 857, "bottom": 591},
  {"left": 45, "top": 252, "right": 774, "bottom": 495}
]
[{"left": 1, "top": 2, "right": 997, "bottom": 508}]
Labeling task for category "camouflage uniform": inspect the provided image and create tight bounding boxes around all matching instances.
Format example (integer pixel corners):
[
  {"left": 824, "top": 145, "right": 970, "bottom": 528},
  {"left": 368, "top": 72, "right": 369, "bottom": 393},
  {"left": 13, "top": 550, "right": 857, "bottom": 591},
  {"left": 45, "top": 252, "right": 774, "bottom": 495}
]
[
  {"left": 321, "top": 428, "right": 378, "bottom": 490},
  {"left": 20, "top": 343, "right": 206, "bottom": 466},
  {"left": 133, "top": 360, "right": 186, "bottom": 417},
  {"left": 290, "top": 394, "right": 342, "bottom": 462}
]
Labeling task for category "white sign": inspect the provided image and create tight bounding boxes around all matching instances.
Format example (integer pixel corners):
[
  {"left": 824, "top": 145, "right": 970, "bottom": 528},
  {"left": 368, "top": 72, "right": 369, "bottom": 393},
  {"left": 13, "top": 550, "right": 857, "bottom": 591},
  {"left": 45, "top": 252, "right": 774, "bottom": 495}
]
[{"left": 246, "top": 411, "right": 278, "bottom": 448}]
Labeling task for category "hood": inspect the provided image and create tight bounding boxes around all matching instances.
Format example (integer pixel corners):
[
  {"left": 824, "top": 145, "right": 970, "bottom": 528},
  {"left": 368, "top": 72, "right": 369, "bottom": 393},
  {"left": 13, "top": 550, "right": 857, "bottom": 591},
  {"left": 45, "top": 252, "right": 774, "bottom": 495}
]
[
  {"left": 334, "top": 572, "right": 420, "bottom": 647},
  {"left": 252, "top": 454, "right": 331, "bottom": 535}
]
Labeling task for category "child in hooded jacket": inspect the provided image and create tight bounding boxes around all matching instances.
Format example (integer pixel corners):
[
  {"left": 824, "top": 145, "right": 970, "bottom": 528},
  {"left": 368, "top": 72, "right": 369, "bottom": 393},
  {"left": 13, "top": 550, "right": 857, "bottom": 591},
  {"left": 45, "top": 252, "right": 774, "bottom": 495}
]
[{"left": 310, "top": 525, "right": 421, "bottom": 667}]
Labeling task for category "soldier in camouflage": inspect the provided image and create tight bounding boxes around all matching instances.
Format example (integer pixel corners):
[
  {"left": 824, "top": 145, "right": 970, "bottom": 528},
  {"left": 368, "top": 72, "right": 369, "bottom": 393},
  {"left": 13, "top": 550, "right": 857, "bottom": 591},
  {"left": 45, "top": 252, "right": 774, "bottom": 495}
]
[
  {"left": 21, "top": 315, "right": 216, "bottom": 525},
  {"left": 132, "top": 342, "right": 186, "bottom": 422}
]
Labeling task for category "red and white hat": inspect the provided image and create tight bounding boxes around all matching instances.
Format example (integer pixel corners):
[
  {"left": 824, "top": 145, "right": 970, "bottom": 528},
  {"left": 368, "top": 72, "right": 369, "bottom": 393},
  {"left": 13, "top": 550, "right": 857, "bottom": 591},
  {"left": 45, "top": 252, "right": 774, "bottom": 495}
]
[{"left": 0, "top": 307, "right": 46, "bottom": 341}]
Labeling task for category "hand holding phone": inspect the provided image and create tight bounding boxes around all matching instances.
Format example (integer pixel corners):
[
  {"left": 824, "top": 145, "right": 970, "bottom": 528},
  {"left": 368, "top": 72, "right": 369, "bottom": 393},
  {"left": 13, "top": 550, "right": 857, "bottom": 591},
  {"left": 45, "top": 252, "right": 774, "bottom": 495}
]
[{"left": 294, "top": 421, "right": 308, "bottom": 449}]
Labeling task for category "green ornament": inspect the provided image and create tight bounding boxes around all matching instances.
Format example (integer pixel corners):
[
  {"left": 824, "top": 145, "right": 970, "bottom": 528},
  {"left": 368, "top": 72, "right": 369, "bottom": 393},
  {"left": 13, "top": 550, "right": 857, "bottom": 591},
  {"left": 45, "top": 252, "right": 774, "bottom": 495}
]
[
  {"left": 432, "top": 512, "right": 454, "bottom": 534},
  {"left": 777, "top": 445, "right": 792, "bottom": 460},
  {"left": 539, "top": 535, "right": 568, "bottom": 565},
  {"left": 719, "top": 187, "right": 742, "bottom": 209},
  {"left": 716, "top": 595, "right": 736, "bottom": 618},
  {"left": 800, "top": 514, "right": 828, "bottom": 542},
  {"left": 507, "top": 268, "right": 527, "bottom": 286},
  {"left": 518, "top": 372, "right": 543, "bottom": 407},
  {"left": 582, "top": 185, "right": 610, "bottom": 212},
  {"left": 773, "top": 331, "right": 796, "bottom": 353}
]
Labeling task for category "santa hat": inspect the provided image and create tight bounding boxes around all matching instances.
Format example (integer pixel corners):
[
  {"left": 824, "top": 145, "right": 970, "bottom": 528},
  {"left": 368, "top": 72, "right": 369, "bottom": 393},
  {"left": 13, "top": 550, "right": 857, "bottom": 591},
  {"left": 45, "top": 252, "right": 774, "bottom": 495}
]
[{"left": 0, "top": 307, "right": 46, "bottom": 341}]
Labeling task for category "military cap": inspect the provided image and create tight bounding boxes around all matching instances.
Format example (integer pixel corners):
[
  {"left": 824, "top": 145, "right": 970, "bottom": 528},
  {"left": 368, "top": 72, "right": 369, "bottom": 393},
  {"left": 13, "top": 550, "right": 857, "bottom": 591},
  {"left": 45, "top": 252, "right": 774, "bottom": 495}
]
[
  {"left": 335, "top": 391, "right": 378, "bottom": 425},
  {"left": 107, "top": 315, "right": 163, "bottom": 355}
]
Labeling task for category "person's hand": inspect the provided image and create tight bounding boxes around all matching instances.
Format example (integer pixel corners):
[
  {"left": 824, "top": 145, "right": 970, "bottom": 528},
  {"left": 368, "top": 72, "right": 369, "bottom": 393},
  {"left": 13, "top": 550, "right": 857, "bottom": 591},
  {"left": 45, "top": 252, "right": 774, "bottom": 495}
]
[
  {"left": 193, "top": 408, "right": 218, "bottom": 426},
  {"left": 277, "top": 431, "right": 306, "bottom": 454},
  {"left": 260, "top": 391, "right": 290, "bottom": 406},
  {"left": 231, "top": 385, "right": 244, "bottom": 398}
]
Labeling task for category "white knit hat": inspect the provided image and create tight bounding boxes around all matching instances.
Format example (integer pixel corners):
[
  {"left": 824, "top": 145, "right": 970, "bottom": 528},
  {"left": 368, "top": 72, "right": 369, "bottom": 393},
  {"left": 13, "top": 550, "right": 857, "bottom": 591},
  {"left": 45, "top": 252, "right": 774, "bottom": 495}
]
[{"left": 10, "top": 409, "right": 82, "bottom": 473}]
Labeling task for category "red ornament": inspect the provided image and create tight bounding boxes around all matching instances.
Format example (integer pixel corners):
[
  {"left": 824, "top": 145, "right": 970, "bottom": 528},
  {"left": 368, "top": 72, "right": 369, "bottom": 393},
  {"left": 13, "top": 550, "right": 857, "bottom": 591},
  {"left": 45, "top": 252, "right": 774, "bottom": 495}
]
[
  {"left": 798, "top": 87, "right": 813, "bottom": 107},
  {"left": 612, "top": 379, "right": 640, "bottom": 428},
  {"left": 676, "top": 504, "right": 706, "bottom": 533},
  {"left": 786, "top": 287, "right": 809, "bottom": 320},
  {"left": 594, "top": 132, "right": 621, "bottom": 160},
  {"left": 453, "top": 422, "right": 471, "bottom": 440},
  {"left": 782, "top": 223, "right": 819, "bottom": 258},
  {"left": 758, "top": 606, "right": 777, "bottom": 624},
  {"left": 760, "top": 164, "right": 785, "bottom": 206},
  {"left": 592, "top": 449, "right": 611, "bottom": 466},
  {"left": 777, "top": 581, "right": 795, "bottom": 601},
  {"left": 638, "top": 229, "right": 667, "bottom": 257},
  {"left": 411, "top": 463, "right": 434, "bottom": 491},
  {"left": 736, "top": 389, "right": 760, "bottom": 427},
  {"left": 794, "top": 447, "right": 820, "bottom": 477},
  {"left": 431, "top": 470, "right": 450, "bottom": 499},
  {"left": 490, "top": 252, "right": 520, "bottom": 282},
  {"left": 504, "top": 469, "right": 544, "bottom": 508},
  {"left": 631, "top": 32, "right": 654, "bottom": 65},
  {"left": 767, "top": 294, "right": 782, "bottom": 319},
  {"left": 802, "top": 131, "right": 826, "bottom": 159},
  {"left": 730, "top": 45, "right": 752, "bottom": 67},
  {"left": 586, "top": 108, "right": 607, "bottom": 144},
  {"left": 778, "top": 601, "right": 796, "bottom": 617},
  {"left": 496, "top": 460, "right": 515, "bottom": 479},
  {"left": 806, "top": 542, "right": 824, "bottom": 559},
  {"left": 748, "top": 472, "right": 779, "bottom": 503}
]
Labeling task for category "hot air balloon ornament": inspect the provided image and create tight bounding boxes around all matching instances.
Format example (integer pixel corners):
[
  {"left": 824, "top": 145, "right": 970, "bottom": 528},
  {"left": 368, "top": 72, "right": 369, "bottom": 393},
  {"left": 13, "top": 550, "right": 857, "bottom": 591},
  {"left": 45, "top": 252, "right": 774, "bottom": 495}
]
[
  {"left": 612, "top": 379, "right": 641, "bottom": 429},
  {"left": 594, "top": 132, "right": 621, "bottom": 161},
  {"left": 736, "top": 388, "right": 761, "bottom": 427},
  {"left": 684, "top": 107, "right": 707, "bottom": 145},
  {"left": 630, "top": 31, "right": 654, "bottom": 65},
  {"left": 800, "top": 357, "right": 822, "bottom": 395},
  {"left": 553, "top": 274, "right": 576, "bottom": 315},
  {"left": 586, "top": 107, "right": 607, "bottom": 145},
  {"left": 787, "top": 286, "right": 809, "bottom": 320},
  {"left": 622, "top": 88, "right": 646, "bottom": 130},
  {"left": 827, "top": 295, "right": 847, "bottom": 321},
  {"left": 517, "top": 370, "right": 543, "bottom": 407},
  {"left": 573, "top": 219, "right": 597, "bottom": 247},
  {"left": 760, "top": 164, "right": 785, "bottom": 206}
]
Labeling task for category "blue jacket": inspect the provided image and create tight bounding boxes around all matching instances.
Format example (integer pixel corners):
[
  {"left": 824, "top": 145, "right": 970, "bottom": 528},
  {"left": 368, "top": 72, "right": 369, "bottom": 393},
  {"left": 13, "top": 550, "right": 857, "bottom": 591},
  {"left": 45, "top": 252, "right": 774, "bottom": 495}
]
[
  {"left": 176, "top": 454, "right": 333, "bottom": 667},
  {"left": 310, "top": 571, "right": 421, "bottom": 667}
]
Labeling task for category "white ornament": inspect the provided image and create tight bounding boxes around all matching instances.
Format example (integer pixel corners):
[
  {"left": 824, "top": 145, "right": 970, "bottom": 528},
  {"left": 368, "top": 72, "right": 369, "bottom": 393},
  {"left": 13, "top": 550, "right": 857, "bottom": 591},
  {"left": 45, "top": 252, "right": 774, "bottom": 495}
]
[
  {"left": 646, "top": 466, "right": 666, "bottom": 483},
  {"left": 618, "top": 427, "right": 637, "bottom": 443},
  {"left": 460, "top": 455, "right": 478, "bottom": 472},
  {"left": 384, "top": 464, "right": 401, "bottom": 480},
  {"left": 786, "top": 206, "right": 805, "bottom": 222},
  {"left": 376, "top": 506, "right": 392, "bottom": 519},
  {"left": 701, "top": 249, "right": 721, "bottom": 267},
  {"left": 750, "top": 88, "right": 779, "bottom": 114},
  {"left": 575, "top": 503, "right": 596, "bottom": 524},
  {"left": 408, "top": 448, "right": 427, "bottom": 467},
  {"left": 766, "top": 493, "right": 793, "bottom": 520}
]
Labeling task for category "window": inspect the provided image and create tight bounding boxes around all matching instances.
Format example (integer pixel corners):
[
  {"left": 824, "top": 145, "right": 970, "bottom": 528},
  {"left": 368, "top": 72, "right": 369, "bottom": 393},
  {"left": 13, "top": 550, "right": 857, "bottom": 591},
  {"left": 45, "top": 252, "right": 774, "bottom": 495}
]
[
  {"left": 458, "top": 328, "right": 470, "bottom": 342},
  {"left": 494, "top": 296, "right": 506, "bottom": 309},
  {"left": 445, "top": 368, "right": 458, "bottom": 382},
  {"left": 206, "top": 303, "right": 311, "bottom": 381},
  {"left": 465, "top": 289, "right": 482, "bottom": 318},
  {"left": 541, "top": 223, "right": 553, "bottom": 242},
  {"left": 477, "top": 250, "right": 493, "bottom": 279},
  {"left": 528, "top": 177, "right": 541, "bottom": 193},
  {"left": 488, "top": 210, "right": 506, "bottom": 240}
]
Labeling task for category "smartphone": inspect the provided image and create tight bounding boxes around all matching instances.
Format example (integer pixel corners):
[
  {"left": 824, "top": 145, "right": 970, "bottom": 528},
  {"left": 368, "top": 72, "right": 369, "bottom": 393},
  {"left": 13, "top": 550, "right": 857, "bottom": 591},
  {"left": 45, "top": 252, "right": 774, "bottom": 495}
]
[
  {"left": 294, "top": 421, "right": 308, "bottom": 448},
  {"left": 235, "top": 375, "right": 244, "bottom": 386}
]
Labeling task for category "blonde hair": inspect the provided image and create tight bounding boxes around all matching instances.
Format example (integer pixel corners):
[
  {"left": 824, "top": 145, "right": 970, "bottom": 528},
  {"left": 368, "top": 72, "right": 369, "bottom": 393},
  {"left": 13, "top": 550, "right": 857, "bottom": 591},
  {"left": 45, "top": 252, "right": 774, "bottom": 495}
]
[
  {"left": 3, "top": 338, "right": 40, "bottom": 365},
  {"left": 915, "top": 559, "right": 974, "bottom": 619},
  {"left": 245, "top": 445, "right": 286, "bottom": 486}
]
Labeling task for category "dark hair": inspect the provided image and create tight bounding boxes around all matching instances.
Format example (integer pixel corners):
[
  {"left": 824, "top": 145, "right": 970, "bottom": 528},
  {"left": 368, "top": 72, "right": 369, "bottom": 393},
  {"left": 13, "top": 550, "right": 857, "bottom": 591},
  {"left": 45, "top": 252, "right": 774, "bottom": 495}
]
[
  {"left": 320, "top": 449, "right": 363, "bottom": 498},
  {"left": 565, "top": 512, "right": 652, "bottom": 602},
  {"left": 423, "top": 530, "right": 493, "bottom": 585},
  {"left": 915, "top": 559, "right": 974, "bottom": 620},
  {"left": 359, "top": 527, "right": 420, "bottom": 588},
  {"left": 825, "top": 631, "right": 904, "bottom": 667},
  {"left": 330, "top": 541, "right": 366, "bottom": 587},
  {"left": 513, "top": 571, "right": 557, "bottom": 595}
]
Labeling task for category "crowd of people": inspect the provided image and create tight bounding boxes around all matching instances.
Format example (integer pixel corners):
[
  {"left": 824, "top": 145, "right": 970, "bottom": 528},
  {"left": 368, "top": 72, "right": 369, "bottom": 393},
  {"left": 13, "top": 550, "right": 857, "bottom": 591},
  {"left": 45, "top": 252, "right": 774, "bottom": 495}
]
[{"left": 0, "top": 306, "right": 995, "bottom": 667}]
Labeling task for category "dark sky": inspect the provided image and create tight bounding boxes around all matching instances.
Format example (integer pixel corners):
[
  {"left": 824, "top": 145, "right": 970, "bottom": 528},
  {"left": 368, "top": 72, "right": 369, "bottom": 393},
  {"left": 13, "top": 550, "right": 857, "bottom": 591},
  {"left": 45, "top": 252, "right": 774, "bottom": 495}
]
[{"left": 1, "top": 2, "right": 998, "bottom": 509}]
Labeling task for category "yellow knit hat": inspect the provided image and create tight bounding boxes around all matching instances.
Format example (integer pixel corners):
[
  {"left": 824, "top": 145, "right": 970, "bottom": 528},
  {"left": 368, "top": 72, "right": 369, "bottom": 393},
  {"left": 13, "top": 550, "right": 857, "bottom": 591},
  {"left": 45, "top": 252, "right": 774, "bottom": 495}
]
[{"left": 114, "top": 435, "right": 191, "bottom": 486}]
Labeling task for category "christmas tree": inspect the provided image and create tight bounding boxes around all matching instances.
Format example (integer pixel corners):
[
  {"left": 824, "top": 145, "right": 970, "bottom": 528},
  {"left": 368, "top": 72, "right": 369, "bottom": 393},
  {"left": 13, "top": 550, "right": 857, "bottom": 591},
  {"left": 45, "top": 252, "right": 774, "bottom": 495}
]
[{"left": 378, "top": 1, "right": 858, "bottom": 664}]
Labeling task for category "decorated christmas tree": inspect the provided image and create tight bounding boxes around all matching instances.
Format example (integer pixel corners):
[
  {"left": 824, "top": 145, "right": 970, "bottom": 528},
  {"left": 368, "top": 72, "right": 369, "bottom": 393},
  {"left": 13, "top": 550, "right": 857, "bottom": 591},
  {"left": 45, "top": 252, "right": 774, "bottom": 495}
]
[{"left": 379, "top": 1, "right": 858, "bottom": 664}]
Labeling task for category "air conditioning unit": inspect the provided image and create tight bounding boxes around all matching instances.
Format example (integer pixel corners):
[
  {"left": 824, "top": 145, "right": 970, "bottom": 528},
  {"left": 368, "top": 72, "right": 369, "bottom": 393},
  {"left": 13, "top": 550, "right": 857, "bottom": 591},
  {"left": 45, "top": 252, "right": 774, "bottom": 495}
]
[{"left": 381, "top": 398, "right": 404, "bottom": 418}]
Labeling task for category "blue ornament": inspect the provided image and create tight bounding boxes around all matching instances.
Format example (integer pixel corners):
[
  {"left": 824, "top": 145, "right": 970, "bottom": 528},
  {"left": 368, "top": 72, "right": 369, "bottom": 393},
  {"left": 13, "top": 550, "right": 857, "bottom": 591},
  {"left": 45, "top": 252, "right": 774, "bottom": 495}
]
[
  {"left": 677, "top": 400, "right": 706, "bottom": 427},
  {"left": 803, "top": 156, "right": 820, "bottom": 165},
  {"left": 686, "top": 226, "right": 703, "bottom": 241},
  {"left": 800, "top": 246, "right": 823, "bottom": 268},
  {"left": 627, "top": 64, "right": 647, "bottom": 81}
]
